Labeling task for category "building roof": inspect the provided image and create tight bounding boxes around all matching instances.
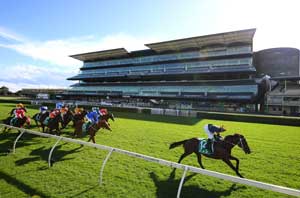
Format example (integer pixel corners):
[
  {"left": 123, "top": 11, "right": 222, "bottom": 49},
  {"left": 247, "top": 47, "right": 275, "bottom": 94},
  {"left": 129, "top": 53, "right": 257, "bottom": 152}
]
[
  {"left": 145, "top": 28, "right": 256, "bottom": 53},
  {"left": 70, "top": 29, "right": 256, "bottom": 62},
  {"left": 70, "top": 48, "right": 129, "bottom": 61}
]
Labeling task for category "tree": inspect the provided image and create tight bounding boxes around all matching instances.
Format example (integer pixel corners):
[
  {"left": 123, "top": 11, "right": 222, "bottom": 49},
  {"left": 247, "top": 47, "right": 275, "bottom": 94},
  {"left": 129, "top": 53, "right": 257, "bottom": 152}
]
[{"left": 0, "top": 86, "right": 10, "bottom": 96}]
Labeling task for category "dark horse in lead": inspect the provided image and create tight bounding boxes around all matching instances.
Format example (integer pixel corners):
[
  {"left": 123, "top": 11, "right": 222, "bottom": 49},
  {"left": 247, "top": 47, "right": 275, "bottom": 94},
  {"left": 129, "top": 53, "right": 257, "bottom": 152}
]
[{"left": 170, "top": 133, "right": 251, "bottom": 178}]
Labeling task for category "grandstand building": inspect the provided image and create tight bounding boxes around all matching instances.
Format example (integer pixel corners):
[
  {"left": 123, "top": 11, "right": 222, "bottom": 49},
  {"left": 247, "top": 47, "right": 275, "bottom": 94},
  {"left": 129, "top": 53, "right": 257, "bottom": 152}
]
[
  {"left": 65, "top": 28, "right": 299, "bottom": 114},
  {"left": 65, "top": 29, "right": 260, "bottom": 112}
]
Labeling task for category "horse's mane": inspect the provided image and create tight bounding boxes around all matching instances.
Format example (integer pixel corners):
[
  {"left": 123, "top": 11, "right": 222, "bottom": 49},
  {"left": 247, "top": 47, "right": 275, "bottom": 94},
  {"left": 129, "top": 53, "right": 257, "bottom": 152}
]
[{"left": 224, "top": 133, "right": 242, "bottom": 141}]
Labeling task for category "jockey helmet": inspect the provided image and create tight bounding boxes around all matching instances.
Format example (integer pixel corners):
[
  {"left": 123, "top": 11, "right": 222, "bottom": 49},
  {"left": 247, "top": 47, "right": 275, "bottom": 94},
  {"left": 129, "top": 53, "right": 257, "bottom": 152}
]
[
  {"left": 40, "top": 106, "right": 48, "bottom": 111},
  {"left": 100, "top": 108, "right": 108, "bottom": 115},
  {"left": 16, "top": 103, "right": 24, "bottom": 108}
]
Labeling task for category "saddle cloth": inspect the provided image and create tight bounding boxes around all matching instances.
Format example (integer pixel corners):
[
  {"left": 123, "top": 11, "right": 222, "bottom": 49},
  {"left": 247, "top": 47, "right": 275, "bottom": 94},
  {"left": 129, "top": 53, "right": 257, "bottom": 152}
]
[{"left": 198, "top": 138, "right": 214, "bottom": 155}]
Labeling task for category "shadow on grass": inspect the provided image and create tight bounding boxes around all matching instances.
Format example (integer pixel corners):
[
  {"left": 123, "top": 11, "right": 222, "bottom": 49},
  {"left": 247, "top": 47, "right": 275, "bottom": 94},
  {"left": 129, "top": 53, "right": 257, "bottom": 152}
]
[
  {"left": 69, "top": 184, "right": 98, "bottom": 197},
  {"left": 0, "top": 171, "right": 50, "bottom": 198},
  {"left": 150, "top": 171, "right": 246, "bottom": 198},
  {"left": 115, "top": 111, "right": 202, "bottom": 126},
  {"left": 15, "top": 143, "right": 84, "bottom": 166},
  {"left": 0, "top": 131, "right": 41, "bottom": 154}
]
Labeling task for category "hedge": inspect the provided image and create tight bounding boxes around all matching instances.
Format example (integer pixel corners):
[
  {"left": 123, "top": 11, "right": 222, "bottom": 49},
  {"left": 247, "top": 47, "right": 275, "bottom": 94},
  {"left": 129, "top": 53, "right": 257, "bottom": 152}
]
[{"left": 196, "top": 111, "right": 300, "bottom": 126}]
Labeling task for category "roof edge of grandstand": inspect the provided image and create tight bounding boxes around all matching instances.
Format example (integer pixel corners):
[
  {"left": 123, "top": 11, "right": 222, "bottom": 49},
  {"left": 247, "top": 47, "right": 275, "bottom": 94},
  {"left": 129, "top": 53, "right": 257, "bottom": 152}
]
[
  {"left": 145, "top": 28, "right": 256, "bottom": 48},
  {"left": 69, "top": 28, "right": 256, "bottom": 62},
  {"left": 70, "top": 48, "right": 129, "bottom": 61}
]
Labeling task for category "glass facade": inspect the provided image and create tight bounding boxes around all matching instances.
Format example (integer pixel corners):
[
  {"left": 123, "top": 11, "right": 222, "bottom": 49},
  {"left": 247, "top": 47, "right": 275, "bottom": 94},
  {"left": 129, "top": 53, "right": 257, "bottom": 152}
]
[
  {"left": 82, "top": 46, "right": 252, "bottom": 69},
  {"left": 70, "top": 57, "right": 254, "bottom": 80},
  {"left": 70, "top": 84, "right": 258, "bottom": 97}
]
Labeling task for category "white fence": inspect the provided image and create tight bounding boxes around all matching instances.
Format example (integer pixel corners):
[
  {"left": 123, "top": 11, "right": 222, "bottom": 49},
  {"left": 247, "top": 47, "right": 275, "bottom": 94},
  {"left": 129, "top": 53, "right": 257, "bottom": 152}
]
[{"left": 1, "top": 124, "right": 300, "bottom": 197}]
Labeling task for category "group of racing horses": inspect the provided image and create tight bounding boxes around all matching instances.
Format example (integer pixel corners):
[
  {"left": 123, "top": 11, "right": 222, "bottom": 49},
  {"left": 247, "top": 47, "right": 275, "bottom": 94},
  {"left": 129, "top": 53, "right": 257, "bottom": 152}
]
[{"left": 2, "top": 105, "right": 114, "bottom": 144}]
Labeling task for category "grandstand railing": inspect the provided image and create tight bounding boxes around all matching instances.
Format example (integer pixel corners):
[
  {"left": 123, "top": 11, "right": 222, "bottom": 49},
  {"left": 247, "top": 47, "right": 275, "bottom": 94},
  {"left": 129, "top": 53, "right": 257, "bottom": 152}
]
[
  {"left": 77, "top": 57, "right": 254, "bottom": 76},
  {"left": 1, "top": 124, "right": 300, "bottom": 197}
]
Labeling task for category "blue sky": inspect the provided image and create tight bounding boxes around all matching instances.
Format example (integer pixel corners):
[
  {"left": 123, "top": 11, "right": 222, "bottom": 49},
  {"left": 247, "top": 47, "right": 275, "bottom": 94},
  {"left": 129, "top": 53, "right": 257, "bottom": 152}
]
[{"left": 1, "top": 0, "right": 300, "bottom": 92}]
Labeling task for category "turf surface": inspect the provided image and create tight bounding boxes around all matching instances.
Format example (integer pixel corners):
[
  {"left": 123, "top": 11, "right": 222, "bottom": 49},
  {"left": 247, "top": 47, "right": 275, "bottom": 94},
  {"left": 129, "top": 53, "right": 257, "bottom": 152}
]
[{"left": 0, "top": 102, "right": 299, "bottom": 198}]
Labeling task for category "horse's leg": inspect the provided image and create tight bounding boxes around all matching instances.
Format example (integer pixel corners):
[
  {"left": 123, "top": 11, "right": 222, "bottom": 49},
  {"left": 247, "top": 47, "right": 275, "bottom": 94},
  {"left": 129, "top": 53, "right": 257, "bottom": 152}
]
[
  {"left": 36, "top": 122, "right": 41, "bottom": 131},
  {"left": 73, "top": 128, "right": 77, "bottom": 137},
  {"left": 90, "top": 129, "right": 96, "bottom": 143},
  {"left": 56, "top": 127, "right": 60, "bottom": 136},
  {"left": 87, "top": 135, "right": 95, "bottom": 143},
  {"left": 104, "top": 121, "right": 111, "bottom": 131},
  {"left": 222, "top": 158, "right": 244, "bottom": 178},
  {"left": 195, "top": 152, "right": 205, "bottom": 169},
  {"left": 87, "top": 130, "right": 95, "bottom": 143},
  {"left": 178, "top": 152, "right": 190, "bottom": 164},
  {"left": 34, "top": 120, "right": 39, "bottom": 127},
  {"left": 229, "top": 155, "right": 240, "bottom": 171}
]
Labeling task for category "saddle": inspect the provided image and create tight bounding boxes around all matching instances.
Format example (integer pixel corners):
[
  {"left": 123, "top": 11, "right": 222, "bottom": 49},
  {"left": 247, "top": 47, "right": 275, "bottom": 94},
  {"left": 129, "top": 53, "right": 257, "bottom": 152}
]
[
  {"left": 43, "top": 117, "right": 50, "bottom": 125},
  {"left": 10, "top": 117, "right": 18, "bottom": 126},
  {"left": 82, "top": 122, "right": 92, "bottom": 136}
]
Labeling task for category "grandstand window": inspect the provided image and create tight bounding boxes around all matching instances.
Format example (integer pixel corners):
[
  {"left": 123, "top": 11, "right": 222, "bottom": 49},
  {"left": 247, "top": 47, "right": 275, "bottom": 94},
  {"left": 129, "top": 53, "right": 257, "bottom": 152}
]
[{"left": 81, "top": 45, "right": 252, "bottom": 69}]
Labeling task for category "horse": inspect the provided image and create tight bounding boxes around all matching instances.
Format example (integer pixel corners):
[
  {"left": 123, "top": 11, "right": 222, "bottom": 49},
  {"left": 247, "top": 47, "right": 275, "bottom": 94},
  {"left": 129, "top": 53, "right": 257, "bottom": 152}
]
[
  {"left": 61, "top": 110, "right": 74, "bottom": 129},
  {"left": 72, "top": 110, "right": 88, "bottom": 127},
  {"left": 87, "top": 119, "right": 112, "bottom": 143},
  {"left": 169, "top": 133, "right": 251, "bottom": 178},
  {"left": 101, "top": 112, "right": 115, "bottom": 124},
  {"left": 44, "top": 114, "right": 63, "bottom": 136},
  {"left": 32, "top": 112, "right": 50, "bottom": 131},
  {"left": 2, "top": 116, "right": 31, "bottom": 133},
  {"left": 73, "top": 118, "right": 112, "bottom": 143}
]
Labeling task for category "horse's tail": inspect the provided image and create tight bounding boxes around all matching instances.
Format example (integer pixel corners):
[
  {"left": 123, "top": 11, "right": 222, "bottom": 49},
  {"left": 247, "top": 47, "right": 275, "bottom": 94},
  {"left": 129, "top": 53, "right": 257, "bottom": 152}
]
[{"left": 169, "top": 140, "right": 188, "bottom": 149}]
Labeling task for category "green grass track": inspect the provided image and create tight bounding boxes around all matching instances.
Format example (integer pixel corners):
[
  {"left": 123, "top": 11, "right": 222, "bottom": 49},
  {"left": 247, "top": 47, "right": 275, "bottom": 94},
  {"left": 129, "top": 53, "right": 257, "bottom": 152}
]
[{"left": 0, "top": 102, "right": 299, "bottom": 197}]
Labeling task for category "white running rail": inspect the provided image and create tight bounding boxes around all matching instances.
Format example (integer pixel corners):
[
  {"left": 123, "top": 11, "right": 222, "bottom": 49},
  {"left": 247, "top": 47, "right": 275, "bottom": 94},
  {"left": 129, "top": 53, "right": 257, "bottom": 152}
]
[{"left": 1, "top": 124, "right": 300, "bottom": 197}]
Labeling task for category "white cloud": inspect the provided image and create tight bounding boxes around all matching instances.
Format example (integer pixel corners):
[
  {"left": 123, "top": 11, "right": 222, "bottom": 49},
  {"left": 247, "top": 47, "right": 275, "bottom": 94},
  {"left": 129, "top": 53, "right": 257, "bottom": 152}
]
[
  {"left": 0, "top": 32, "right": 158, "bottom": 67},
  {"left": 0, "top": 64, "right": 77, "bottom": 92},
  {"left": 0, "top": 26, "right": 26, "bottom": 42},
  {"left": 0, "top": 27, "right": 159, "bottom": 92}
]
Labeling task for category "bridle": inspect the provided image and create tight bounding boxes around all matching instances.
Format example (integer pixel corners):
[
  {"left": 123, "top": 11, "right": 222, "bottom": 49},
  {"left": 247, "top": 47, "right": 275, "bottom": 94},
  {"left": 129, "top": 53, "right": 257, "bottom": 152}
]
[{"left": 224, "top": 137, "right": 245, "bottom": 151}]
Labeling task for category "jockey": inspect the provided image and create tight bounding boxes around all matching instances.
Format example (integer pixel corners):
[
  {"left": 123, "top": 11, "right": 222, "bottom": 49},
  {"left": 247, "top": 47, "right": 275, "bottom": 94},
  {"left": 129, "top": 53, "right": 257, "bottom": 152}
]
[
  {"left": 84, "top": 110, "right": 100, "bottom": 132},
  {"left": 15, "top": 108, "right": 25, "bottom": 119},
  {"left": 49, "top": 109, "right": 60, "bottom": 119},
  {"left": 74, "top": 107, "right": 84, "bottom": 115},
  {"left": 36, "top": 105, "right": 48, "bottom": 121},
  {"left": 203, "top": 124, "right": 226, "bottom": 150},
  {"left": 86, "top": 110, "right": 100, "bottom": 124},
  {"left": 100, "top": 108, "right": 108, "bottom": 116},
  {"left": 14, "top": 103, "right": 26, "bottom": 119},
  {"left": 55, "top": 102, "right": 63, "bottom": 110},
  {"left": 39, "top": 106, "right": 48, "bottom": 114},
  {"left": 60, "top": 105, "right": 69, "bottom": 120}
]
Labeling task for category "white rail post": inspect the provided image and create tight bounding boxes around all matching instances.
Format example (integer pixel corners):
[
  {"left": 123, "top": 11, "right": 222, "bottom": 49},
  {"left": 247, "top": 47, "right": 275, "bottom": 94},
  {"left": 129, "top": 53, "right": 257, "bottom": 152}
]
[
  {"left": 177, "top": 166, "right": 188, "bottom": 198},
  {"left": 13, "top": 129, "right": 26, "bottom": 154},
  {"left": 48, "top": 137, "right": 62, "bottom": 168},
  {"left": 99, "top": 148, "right": 114, "bottom": 185}
]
